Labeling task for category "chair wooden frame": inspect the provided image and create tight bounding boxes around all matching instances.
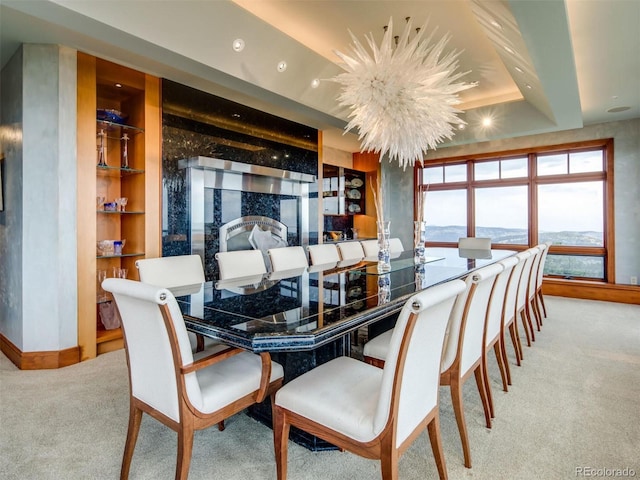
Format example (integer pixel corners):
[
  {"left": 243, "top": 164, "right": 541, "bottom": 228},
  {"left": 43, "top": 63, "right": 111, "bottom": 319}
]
[
  {"left": 106, "top": 280, "right": 284, "bottom": 480},
  {"left": 535, "top": 242, "right": 552, "bottom": 318}
]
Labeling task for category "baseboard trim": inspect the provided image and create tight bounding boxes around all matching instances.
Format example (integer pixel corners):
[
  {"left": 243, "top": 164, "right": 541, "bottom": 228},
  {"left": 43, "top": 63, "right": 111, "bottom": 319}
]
[
  {"left": 542, "top": 279, "right": 640, "bottom": 305},
  {"left": 0, "top": 333, "right": 80, "bottom": 370}
]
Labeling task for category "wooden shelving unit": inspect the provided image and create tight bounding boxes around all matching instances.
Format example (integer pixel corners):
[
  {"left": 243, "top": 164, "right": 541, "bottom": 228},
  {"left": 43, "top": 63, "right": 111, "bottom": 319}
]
[{"left": 77, "top": 54, "right": 161, "bottom": 360}]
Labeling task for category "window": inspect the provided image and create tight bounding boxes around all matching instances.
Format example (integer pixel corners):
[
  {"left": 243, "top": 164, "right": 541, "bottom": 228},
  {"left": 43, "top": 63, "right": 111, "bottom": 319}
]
[{"left": 417, "top": 141, "right": 612, "bottom": 281}]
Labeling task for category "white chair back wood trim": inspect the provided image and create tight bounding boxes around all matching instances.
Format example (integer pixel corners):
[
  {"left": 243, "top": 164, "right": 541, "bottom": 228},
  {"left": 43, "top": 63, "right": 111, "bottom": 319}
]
[{"left": 389, "top": 237, "right": 404, "bottom": 253}]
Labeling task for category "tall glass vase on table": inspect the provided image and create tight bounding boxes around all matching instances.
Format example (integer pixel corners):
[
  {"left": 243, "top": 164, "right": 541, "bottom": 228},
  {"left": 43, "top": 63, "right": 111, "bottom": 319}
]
[
  {"left": 376, "top": 221, "right": 391, "bottom": 272},
  {"left": 414, "top": 220, "right": 427, "bottom": 263}
]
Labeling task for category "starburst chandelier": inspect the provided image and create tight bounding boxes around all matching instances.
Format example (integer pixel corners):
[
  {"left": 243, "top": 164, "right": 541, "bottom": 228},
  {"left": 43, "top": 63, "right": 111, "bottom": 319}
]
[{"left": 332, "top": 17, "right": 477, "bottom": 169}]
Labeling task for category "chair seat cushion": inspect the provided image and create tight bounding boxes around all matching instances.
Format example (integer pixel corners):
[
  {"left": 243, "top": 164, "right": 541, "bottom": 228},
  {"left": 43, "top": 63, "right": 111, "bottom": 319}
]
[
  {"left": 194, "top": 352, "right": 284, "bottom": 413},
  {"left": 363, "top": 330, "right": 393, "bottom": 361},
  {"left": 275, "top": 356, "right": 383, "bottom": 442}
]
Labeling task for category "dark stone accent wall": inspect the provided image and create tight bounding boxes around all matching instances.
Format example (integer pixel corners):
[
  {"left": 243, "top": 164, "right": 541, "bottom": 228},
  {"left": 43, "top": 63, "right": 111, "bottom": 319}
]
[{"left": 161, "top": 80, "right": 318, "bottom": 278}]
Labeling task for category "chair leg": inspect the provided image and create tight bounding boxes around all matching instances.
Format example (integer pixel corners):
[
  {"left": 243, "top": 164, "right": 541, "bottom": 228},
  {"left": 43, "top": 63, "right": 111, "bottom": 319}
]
[
  {"left": 537, "top": 289, "right": 548, "bottom": 318},
  {"left": 500, "top": 331, "right": 512, "bottom": 385},
  {"left": 120, "top": 404, "right": 143, "bottom": 480},
  {"left": 524, "top": 306, "right": 536, "bottom": 342},
  {"left": 508, "top": 322, "right": 522, "bottom": 366},
  {"left": 449, "top": 378, "right": 472, "bottom": 468},
  {"left": 379, "top": 444, "right": 399, "bottom": 480},
  {"left": 530, "top": 297, "right": 542, "bottom": 330},
  {"left": 519, "top": 309, "right": 532, "bottom": 346},
  {"left": 474, "top": 365, "right": 492, "bottom": 429},
  {"left": 494, "top": 343, "right": 508, "bottom": 392},
  {"left": 195, "top": 334, "right": 205, "bottom": 353},
  {"left": 217, "top": 421, "right": 225, "bottom": 431},
  {"left": 427, "top": 414, "right": 448, "bottom": 480},
  {"left": 176, "top": 419, "right": 195, "bottom": 480},
  {"left": 481, "top": 353, "right": 494, "bottom": 419},
  {"left": 273, "top": 406, "right": 290, "bottom": 480}
]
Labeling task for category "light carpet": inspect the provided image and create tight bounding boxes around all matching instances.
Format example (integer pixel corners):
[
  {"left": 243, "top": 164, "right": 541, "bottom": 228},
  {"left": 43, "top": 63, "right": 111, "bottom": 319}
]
[{"left": 1, "top": 296, "right": 639, "bottom": 479}]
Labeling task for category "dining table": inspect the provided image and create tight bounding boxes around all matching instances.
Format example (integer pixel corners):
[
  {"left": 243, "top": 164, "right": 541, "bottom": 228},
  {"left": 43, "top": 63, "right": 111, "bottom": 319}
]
[{"left": 176, "top": 246, "right": 516, "bottom": 450}]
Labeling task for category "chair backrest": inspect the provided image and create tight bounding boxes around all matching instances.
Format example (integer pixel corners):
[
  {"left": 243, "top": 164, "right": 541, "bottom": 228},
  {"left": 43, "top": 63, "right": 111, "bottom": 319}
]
[
  {"left": 503, "top": 251, "right": 531, "bottom": 325},
  {"left": 307, "top": 244, "right": 341, "bottom": 265},
  {"left": 268, "top": 246, "right": 308, "bottom": 272},
  {"left": 102, "top": 278, "right": 196, "bottom": 423},
  {"left": 459, "top": 237, "right": 491, "bottom": 250},
  {"left": 441, "top": 263, "right": 504, "bottom": 376},
  {"left": 528, "top": 245, "right": 545, "bottom": 300},
  {"left": 389, "top": 238, "right": 404, "bottom": 253},
  {"left": 136, "top": 254, "right": 205, "bottom": 295},
  {"left": 485, "top": 256, "right": 518, "bottom": 346},
  {"left": 516, "top": 247, "right": 539, "bottom": 310},
  {"left": 373, "top": 278, "right": 466, "bottom": 446},
  {"left": 536, "top": 242, "right": 552, "bottom": 289},
  {"left": 215, "top": 249, "right": 267, "bottom": 280},
  {"left": 336, "top": 241, "right": 365, "bottom": 260},
  {"left": 360, "top": 239, "right": 379, "bottom": 257}
]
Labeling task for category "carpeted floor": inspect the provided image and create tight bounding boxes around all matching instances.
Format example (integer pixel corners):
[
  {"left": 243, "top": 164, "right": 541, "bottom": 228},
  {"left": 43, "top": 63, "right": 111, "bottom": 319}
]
[{"left": 1, "top": 296, "right": 639, "bottom": 479}]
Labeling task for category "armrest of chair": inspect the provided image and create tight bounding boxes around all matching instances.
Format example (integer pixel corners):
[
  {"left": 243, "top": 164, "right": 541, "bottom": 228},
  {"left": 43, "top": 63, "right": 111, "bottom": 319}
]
[
  {"left": 254, "top": 352, "right": 273, "bottom": 403},
  {"left": 180, "top": 346, "right": 242, "bottom": 374}
]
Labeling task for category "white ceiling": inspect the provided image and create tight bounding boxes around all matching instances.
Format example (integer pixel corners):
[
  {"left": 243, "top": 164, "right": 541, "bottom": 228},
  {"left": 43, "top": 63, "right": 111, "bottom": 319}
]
[{"left": 1, "top": 0, "right": 638, "bottom": 153}]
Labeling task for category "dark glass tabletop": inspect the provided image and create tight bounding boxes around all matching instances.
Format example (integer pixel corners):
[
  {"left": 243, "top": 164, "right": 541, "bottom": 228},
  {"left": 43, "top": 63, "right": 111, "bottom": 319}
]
[{"left": 177, "top": 247, "right": 515, "bottom": 352}]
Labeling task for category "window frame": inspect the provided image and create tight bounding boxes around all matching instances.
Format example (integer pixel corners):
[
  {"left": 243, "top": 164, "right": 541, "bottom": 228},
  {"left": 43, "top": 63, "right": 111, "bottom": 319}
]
[{"left": 415, "top": 139, "right": 614, "bottom": 282}]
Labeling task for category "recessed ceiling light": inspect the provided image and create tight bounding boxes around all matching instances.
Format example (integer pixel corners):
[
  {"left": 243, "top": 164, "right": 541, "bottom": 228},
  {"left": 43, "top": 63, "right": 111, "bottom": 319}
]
[
  {"left": 490, "top": 19, "right": 502, "bottom": 30},
  {"left": 232, "top": 39, "right": 245, "bottom": 52},
  {"left": 525, "top": 84, "right": 532, "bottom": 89},
  {"left": 231, "top": 113, "right": 241, "bottom": 118},
  {"left": 503, "top": 45, "right": 515, "bottom": 55},
  {"left": 607, "top": 106, "right": 631, "bottom": 113},
  {"left": 277, "top": 61, "right": 287, "bottom": 72},
  {"left": 311, "top": 78, "right": 320, "bottom": 88},
  {"left": 458, "top": 124, "right": 466, "bottom": 130},
  {"left": 482, "top": 117, "right": 492, "bottom": 127},
  {"left": 114, "top": 83, "right": 122, "bottom": 88},
  {"left": 514, "top": 66, "right": 524, "bottom": 74}
]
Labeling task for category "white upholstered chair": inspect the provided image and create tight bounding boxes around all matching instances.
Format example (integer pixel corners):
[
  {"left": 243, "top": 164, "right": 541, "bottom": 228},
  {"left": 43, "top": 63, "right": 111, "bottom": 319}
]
[
  {"left": 482, "top": 255, "right": 518, "bottom": 417},
  {"left": 215, "top": 249, "right": 267, "bottom": 280},
  {"left": 360, "top": 239, "right": 379, "bottom": 258},
  {"left": 306, "top": 243, "right": 341, "bottom": 265},
  {"left": 535, "top": 242, "right": 552, "bottom": 318},
  {"left": 500, "top": 251, "right": 531, "bottom": 378},
  {"left": 458, "top": 237, "right": 491, "bottom": 250},
  {"left": 267, "top": 246, "right": 308, "bottom": 272},
  {"left": 363, "top": 262, "right": 504, "bottom": 468},
  {"left": 136, "top": 254, "right": 210, "bottom": 353},
  {"left": 389, "top": 237, "right": 404, "bottom": 253},
  {"left": 274, "top": 279, "right": 466, "bottom": 480},
  {"left": 336, "top": 241, "right": 365, "bottom": 261},
  {"left": 515, "top": 247, "right": 540, "bottom": 347},
  {"left": 527, "top": 245, "right": 546, "bottom": 331},
  {"left": 102, "top": 278, "right": 284, "bottom": 480}
]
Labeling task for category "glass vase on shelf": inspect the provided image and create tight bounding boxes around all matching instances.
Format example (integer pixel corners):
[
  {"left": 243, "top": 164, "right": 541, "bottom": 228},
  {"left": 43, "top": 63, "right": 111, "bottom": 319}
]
[
  {"left": 414, "top": 220, "right": 427, "bottom": 263},
  {"left": 97, "top": 129, "right": 107, "bottom": 166},
  {"left": 121, "top": 133, "right": 129, "bottom": 169},
  {"left": 376, "top": 220, "right": 391, "bottom": 272},
  {"left": 377, "top": 273, "right": 391, "bottom": 305}
]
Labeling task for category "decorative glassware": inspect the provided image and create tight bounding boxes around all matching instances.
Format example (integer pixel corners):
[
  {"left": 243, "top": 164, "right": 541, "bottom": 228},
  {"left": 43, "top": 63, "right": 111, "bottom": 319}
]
[
  {"left": 97, "top": 129, "right": 107, "bottom": 166},
  {"left": 415, "top": 263, "right": 427, "bottom": 290},
  {"left": 115, "top": 197, "right": 128, "bottom": 212},
  {"left": 350, "top": 227, "right": 358, "bottom": 239},
  {"left": 121, "top": 133, "right": 129, "bottom": 168},
  {"left": 97, "top": 270, "right": 107, "bottom": 302},
  {"left": 376, "top": 220, "right": 391, "bottom": 272},
  {"left": 414, "top": 220, "right": 427, "bottom": 263},
  {"left": 377, "top": 273, "right": 391, "bottom": 305},
  {"left": 96, "top": 196, "right": 105, "bottom": 210}
]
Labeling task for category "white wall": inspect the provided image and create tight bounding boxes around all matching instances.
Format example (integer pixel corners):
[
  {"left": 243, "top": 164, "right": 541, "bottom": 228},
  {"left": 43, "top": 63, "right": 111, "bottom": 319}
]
[{"left": 0, "top": 44, "right": 78, "bottom": 351}]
